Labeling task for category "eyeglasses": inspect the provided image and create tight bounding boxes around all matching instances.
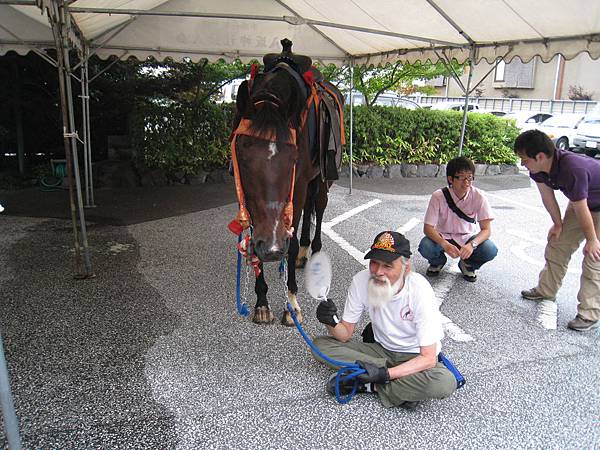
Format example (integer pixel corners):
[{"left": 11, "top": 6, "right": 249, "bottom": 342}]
[{"left": 453, "top": 175, "right": 474, "bottom": 182}]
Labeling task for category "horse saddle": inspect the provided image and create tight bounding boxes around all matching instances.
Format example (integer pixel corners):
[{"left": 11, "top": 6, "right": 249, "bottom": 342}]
[{"left": 263, "top": 38, "right": 313, "bottom": 74}]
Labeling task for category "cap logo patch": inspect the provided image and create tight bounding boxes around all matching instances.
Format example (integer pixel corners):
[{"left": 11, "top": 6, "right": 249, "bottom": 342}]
[{"left": 372, "top": 232, "right": 396, "bottom": 253}]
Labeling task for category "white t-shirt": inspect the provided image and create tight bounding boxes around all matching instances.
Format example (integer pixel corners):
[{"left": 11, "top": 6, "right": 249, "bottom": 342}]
[{"left": 342, "top": 269, "right": 444, "bottom": 354}]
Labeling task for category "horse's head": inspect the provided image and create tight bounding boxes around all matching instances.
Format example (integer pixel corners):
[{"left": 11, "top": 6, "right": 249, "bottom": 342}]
[{"left": 232, "top": 66, "right": 307, "bottom": 262}]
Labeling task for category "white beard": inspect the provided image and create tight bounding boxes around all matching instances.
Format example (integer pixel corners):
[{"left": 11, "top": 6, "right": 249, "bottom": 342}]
[{"left": 367, "top": 267, "right": 405, "bottom": 309}]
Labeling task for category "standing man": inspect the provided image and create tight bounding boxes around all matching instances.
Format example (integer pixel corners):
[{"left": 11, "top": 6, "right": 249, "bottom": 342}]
[
  {"left": 313, "top": 231, "right": 457, "bottom": 410},
  {"left": 418, "top": 156, "right": 498, "bottom": 282},
  {"left": 514, "top": 129, "right": 600, "bottom": 331}
]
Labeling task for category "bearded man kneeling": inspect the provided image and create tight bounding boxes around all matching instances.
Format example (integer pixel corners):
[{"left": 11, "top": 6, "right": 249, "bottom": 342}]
[{"left": 312, "top": 231, "right": 456, "bottom": 410}]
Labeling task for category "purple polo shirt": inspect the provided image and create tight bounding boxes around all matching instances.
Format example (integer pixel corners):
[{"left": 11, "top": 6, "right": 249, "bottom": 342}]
[{"left": 530, "top": 149, "right": 600, "bottom": 211}]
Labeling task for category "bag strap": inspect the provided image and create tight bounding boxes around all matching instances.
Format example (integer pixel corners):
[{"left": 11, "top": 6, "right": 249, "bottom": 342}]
[{"left": 442, "top": 187, "right": 476, "bottom": 223}]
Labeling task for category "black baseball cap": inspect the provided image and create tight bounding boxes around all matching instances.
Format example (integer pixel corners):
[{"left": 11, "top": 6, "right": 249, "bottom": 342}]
[{"left": 364, "top": 231, "right": 412, "bottom": 263}]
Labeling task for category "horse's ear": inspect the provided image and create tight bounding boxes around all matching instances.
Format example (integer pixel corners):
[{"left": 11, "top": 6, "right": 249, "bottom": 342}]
[{"left": 235, "top": 80, "right": 250, "bottom": 117}]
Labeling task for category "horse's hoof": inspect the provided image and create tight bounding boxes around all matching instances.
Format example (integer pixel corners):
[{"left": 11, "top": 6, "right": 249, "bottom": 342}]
[
  {"left": 252, "top": 306, "right": 275, "bottom": 324},
  {"left": 295, "top": 257, "right": 307, "bottom": 269},
  {"left": 281, "top": 308, "right": 302, "bottom": 327}
]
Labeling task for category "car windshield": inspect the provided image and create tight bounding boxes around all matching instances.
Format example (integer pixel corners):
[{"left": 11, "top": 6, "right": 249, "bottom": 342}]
[
  {"left": 584, "top": 104, "right": 600, "bottom": 122},
  {"left": 541, "top": 115, "right": 583, "bottom": 128}
]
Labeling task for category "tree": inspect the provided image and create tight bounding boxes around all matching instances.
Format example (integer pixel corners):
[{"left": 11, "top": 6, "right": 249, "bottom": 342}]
[{"left": 318, "top": 60, "right": 464, "bottom": 106}]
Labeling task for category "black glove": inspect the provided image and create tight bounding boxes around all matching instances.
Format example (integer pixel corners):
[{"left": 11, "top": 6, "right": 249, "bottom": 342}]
[
  {"left": 356, "top": 360, "right": 390, "bottom": 385},
  {"left": 316, "top": 299, "right": 339, "bottom": 327}
]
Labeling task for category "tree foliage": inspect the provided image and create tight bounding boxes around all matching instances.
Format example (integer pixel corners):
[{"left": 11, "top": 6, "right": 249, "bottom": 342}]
[{"left": 318, "top": 61, "right": 464, "bottom": 106}]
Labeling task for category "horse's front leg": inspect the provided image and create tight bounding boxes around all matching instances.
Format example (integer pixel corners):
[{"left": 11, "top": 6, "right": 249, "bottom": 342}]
[
  {"left": 296, "top": 200, "right": 313, "bottom": 268},
  {"left": 310, "top": 180, "right": 329, "bottom": 255},
  {"left": 252, "top": 263, "right": 274, "bottom": 324},
  {"left": 282, "top": 235, "right": 303, "bottom": 326}
]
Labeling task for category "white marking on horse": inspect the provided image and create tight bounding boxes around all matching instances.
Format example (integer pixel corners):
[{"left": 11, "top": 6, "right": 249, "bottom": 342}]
[
  {"left": 270, "top": 219, "right": 280, "bottom": 251},
  {"left": 267, "top": 142, "right": 278, "bottom": 160}
]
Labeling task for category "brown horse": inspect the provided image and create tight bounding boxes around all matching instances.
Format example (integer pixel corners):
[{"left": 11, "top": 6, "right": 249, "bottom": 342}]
[{"left": 229, "top": 46, "right": 343, "bottom": 326}]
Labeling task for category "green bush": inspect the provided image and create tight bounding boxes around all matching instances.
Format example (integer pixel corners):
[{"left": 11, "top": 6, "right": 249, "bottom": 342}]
[
  {"left": 345, "top": 106, "right": 518, "bottom": 165},
  {"left": 130, "top": 101, "right": 518, "bottom": 177},
  {"left": 131, "top": 100, "right": 235, "bottom": 174}
]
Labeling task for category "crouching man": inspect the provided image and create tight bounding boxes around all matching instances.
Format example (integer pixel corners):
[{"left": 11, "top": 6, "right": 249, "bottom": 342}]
[{"left": 312, "top": 231, "right": 456, "bottom": 410}]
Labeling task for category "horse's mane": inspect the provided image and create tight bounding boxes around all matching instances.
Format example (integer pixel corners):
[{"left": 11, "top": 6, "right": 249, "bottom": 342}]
[{"left": 247, "top": 70, "right": 305, "bottom": 144}]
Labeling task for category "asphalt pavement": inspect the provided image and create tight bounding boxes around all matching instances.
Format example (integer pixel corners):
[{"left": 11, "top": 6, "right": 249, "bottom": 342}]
[{"left": 1, "top": 172, "right": 599, "bottom": 449}]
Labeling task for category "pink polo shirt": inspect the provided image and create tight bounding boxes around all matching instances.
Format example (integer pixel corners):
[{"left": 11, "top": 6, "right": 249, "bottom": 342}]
[{"left": 423, "top": 186, "right": 494, "bottom": 246}]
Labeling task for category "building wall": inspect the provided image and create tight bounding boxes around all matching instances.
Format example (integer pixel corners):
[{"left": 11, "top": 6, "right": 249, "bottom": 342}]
[{"left": 437, "top": 53, "right": 600, "bottom": 101}]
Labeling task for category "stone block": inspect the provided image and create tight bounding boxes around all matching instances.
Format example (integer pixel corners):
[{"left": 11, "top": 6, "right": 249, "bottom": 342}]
[
  {"left": 475, "top": 164, "right": 487, "bottom": 176},
  {"left": 386, "top": 164, "right": 403, "bottom": 178},
  {"left": 187, "top": 171, "right": 208, "bottom": 185},
  {"left": 485, "top": 165, "right": 501, "bottom": 176},
  {"left": 367, "top": 165, "right": 385, "bottom": 178},
  {"left": 437, "top": 164, "right": 447, "bottom": 177},
  {"left": 500, "top": 164, "right": 519, "bottom": 175},
  {"left": 417, "top": 164, "right": 439, "bottom": 177},
  {"left": 401, "top": 164, "right": 418, "bottom": 178}
]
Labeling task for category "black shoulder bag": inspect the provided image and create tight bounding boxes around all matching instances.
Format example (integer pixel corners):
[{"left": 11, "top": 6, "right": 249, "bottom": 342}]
[{"left": 441, "top": 187, "right": 476, "bottom": 223}]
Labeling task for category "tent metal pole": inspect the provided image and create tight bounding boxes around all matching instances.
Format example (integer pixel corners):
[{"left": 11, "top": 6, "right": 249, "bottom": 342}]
[
  {"left": 62, "top": 4, "right": 93, "bottom": 276},
  {"left": 349, "top": 61, "right": 354, "bottom": 195},
  {"left": 0, "top": 327, "right": 22, "bottom": 449},
  {"left": 458, "top": 47, "right": 476, "bottom": 155},
  {"left": 85, "top": 56, "right": 95, "bottom": 207},
  {"left": 80, "top": 56, "right": 90, "bottom": 206}
]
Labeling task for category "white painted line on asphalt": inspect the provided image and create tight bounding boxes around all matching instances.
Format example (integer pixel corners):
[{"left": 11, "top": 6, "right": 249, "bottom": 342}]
[
  {"left": 396, "top": 218, "right": 420, "bottom": 234},
  {"left": 537, "top": 300, "right": 558, "bottom": 330},
  {"left": 432, "top": 262, "right": 475, "bottom": 342},
  {"left": 486, "top": 192, "right": 547, "bottom": 214},
  {"left": 507, "top": 229, "right": 581, "bottom": 274},
  {"left": 323, "top": 200, "right": 473, "bottom": 342},
  {"left": 326, "top": 199, "right": 382, "bottom": 227},
  {"left": 322, "top": 225, "right": 368, "bottom": 266}
]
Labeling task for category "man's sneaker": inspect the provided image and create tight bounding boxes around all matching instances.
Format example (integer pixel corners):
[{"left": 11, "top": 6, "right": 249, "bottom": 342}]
[
  {"left": 426, "top": 264, "right": 444, "bottom": 276},
  {"left": 326, "top": 373, "right": 370, "bottom": 396},
  {"left": 567, "top": 314, "right": 600, "bottom": 332},
  {"left": 399, "top": 400, "right": 421, "bottom": 411},
  {"left": 521, "top": 287, "right": 555, "bottom": 301},
  {"left": 458, "top": 260, "right": 477, "bottom": 282}
]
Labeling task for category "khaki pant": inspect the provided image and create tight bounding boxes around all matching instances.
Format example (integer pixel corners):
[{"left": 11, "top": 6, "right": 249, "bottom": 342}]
[
  {"left": 537, "top": 204, "right": 600, "bottom": 321},
  {"left": 312, "top": 336, "right": 456, "bottom": 408}
]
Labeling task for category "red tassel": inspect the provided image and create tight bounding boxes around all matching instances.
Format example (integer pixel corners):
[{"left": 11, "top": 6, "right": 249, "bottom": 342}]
[
  {"left": 302, "top": 70, "right": 314, "bottom": 86},
  {"left": 228, "top": 220, "right": 243, "bottom": 235},
  {"left": 250, "top": 63, "right": 258, "bottom": 80}
]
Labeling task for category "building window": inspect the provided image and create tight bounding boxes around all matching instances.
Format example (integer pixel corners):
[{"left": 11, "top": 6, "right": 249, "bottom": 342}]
[{"left": 495, "top": 60, "right": 505, "bottom": 82}]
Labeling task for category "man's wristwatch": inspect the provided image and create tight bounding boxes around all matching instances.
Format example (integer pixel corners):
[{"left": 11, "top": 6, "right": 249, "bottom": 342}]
[{"left": 470, "top": 240, "right": 478, "bottom": 249}]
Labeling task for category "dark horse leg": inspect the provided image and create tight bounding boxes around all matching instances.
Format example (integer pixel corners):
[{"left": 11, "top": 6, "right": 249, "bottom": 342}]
[
  {"left": 296, "top": 178, "right": 319, "bottom": 268},
  {"left": 252, "top": 262, "right": 275, "bottom": 324},
  {"left": 309, "top": 179, "right": 331, "bottom": 256}
]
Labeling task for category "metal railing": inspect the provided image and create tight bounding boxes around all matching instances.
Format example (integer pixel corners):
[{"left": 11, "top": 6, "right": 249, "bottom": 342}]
[{"left": 407, "top": 95, "right": 597, "bottom": 114}]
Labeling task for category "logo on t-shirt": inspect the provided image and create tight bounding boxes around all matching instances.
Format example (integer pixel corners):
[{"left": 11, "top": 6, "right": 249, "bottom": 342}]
[{"left": 399, "top": 305, "right": 414, "bottom": 321}]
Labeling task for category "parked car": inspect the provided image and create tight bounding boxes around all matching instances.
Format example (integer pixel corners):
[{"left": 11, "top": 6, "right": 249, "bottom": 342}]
[
  {"left": 536, "top": 113, "right": 586, "bottom": 150},
  {"left": 478, "top": 109, "right": 507, "bottom": 117},
  {"left": 429, "top": 101, "right": 480, "bottom": 112},
  {"left": 503, "top": 111, "right": 553, "bottom": 131},
  {"left": 347, "top": 92, "right": 421, "bottom": 109},
  {"left": 573, "top": 103, "right": 600, "bottom": 157}
]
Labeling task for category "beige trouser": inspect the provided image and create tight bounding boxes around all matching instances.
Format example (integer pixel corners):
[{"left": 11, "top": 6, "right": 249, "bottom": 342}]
[
  {"left": 312, "top": 336, "right": 456, "bottom": 407},
  {"left": 537, "top": 204, "right": 600, "bottom": 321}
]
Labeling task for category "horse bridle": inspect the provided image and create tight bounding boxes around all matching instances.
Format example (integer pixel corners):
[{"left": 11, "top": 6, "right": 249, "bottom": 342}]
[{"left": 228, "top": 63, "right": 318, "bottom": 236}]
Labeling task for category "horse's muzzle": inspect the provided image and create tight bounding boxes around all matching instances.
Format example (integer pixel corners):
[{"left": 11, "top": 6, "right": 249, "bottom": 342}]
[{"left": 253, "top": 237, "right": 290, "bottom": 262}]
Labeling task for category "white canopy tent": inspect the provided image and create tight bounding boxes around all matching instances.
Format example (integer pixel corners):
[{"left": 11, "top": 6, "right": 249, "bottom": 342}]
[{"left": 0, "top": 0, "right": 599, "bottom": 276}]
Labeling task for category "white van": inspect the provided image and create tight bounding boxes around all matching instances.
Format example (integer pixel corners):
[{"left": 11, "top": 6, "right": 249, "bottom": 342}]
[{"left": 573, "top": 103, "right": 600, "bottom": 157}]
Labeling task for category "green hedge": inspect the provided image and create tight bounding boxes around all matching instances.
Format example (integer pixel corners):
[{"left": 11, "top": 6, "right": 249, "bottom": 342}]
[
  {"left": 346, "top": 106, "right": 519, "bottom": 165},
  {"left": 131, "top": 102, "right": 518, "bottom": 175}
]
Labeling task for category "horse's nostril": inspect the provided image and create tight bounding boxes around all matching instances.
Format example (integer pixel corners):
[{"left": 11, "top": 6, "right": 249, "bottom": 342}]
[{"left": 254, "top": 239, "right": 285, "bottom": 262}]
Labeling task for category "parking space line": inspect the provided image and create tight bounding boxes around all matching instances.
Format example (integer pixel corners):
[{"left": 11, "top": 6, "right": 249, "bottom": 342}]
[
  {"left": 396, "top": 218, "right": 420, "bottom": 234},
  {"left": 325, "top": 199, "right": 381, "bottom": 227},
  {"left": 486, "top": 192, "right": 546, "bottom": 214}
]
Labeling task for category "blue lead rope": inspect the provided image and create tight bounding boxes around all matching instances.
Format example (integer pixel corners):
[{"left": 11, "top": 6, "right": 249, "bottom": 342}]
[
  {"left": 285, "top": 302, "right": 366, "bottom": 404},
  {"left": 235, "top": 233, "right": 250, "bottom": 317}
]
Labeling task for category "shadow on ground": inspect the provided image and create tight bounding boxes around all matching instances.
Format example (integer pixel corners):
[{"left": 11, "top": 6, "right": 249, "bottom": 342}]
[{"left": 0, "top": 219, "right": 179, "bottom": 447}]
